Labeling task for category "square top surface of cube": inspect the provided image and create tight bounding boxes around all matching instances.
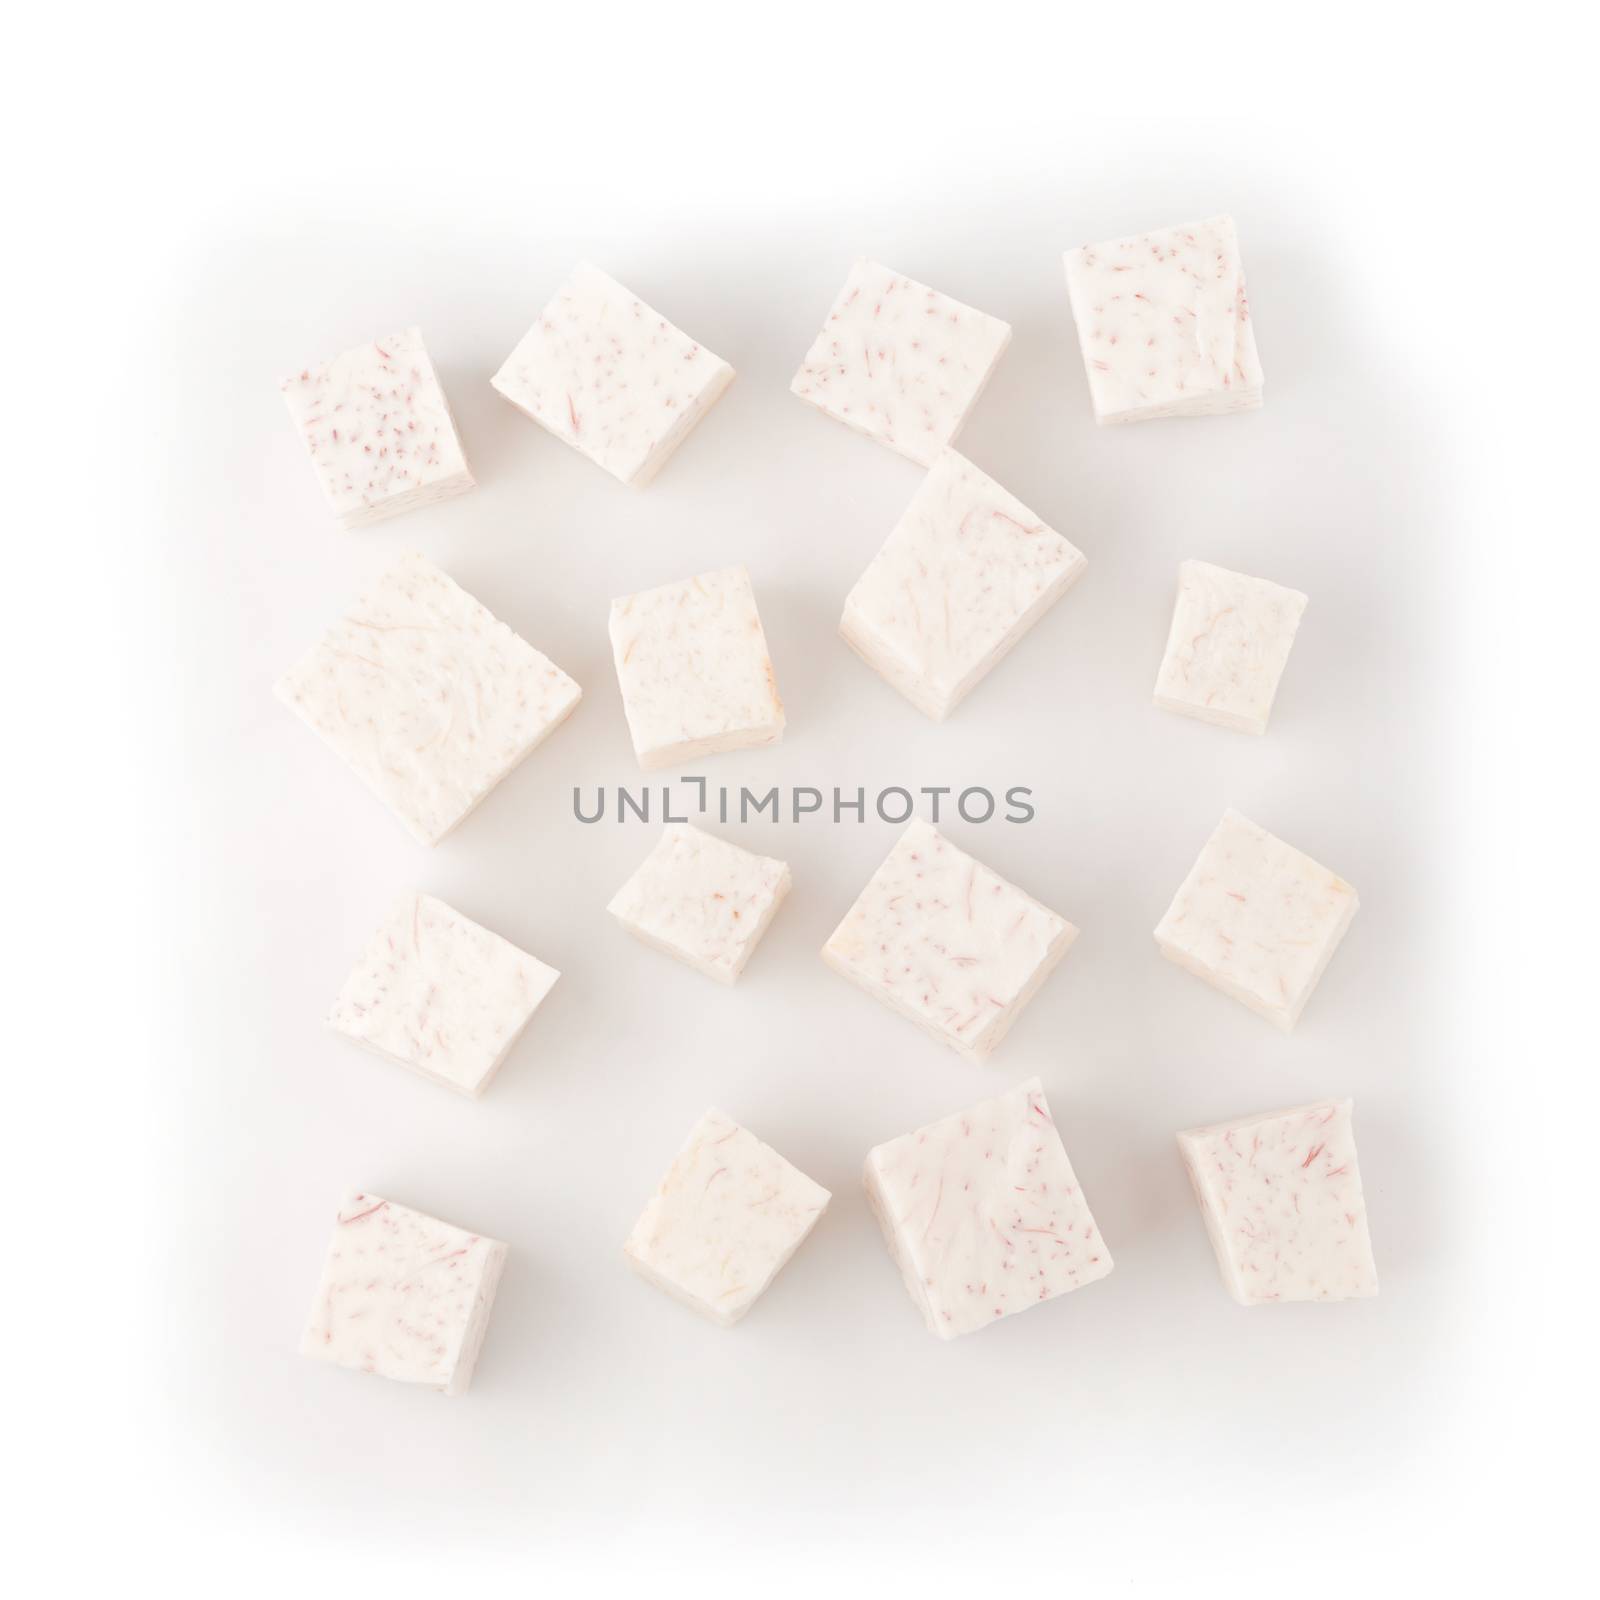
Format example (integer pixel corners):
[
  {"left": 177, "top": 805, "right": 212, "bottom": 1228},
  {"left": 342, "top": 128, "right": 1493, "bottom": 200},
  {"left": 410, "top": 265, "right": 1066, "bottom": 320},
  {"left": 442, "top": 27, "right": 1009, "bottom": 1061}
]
[
  {"left": 1153, "top": 560, "right": 1308, "bottom": 735},
  {"left": 841, "top": 447, "right": 1088, "bottom": 719},
  {"left": 608, "top": 824, "right": 791, "bottom": 984},
  {"left": 822, "top": 819, "right": 1077, "bottom": 1063},
  {"left": 1177, "top": 1099, "right": 1379, "bottom": 1304},
  {"left": 790, "top": 260, "right": 1012, "bottom": 466},
  {"left": 281, "top": 326, "right": 474, "bottom": 527},
  {"left": 623, "top": 1110, "right": 831, "bottom": 1326},
  {"left": 1064, "top": 216, "right": 1263, "bottom": 423},
  {"left": 864, "top": 1078, "right": 1113, "bottom": 1339},
  {"left": 328, "top": 893, "right": 559, "bottom": 1096},
  {"left": 1155, "top": 809, "right": 1358, "bottom": 1031},
  {"left": 491, "top": 262, "right": 735, "bottom": 486},
  {"left": 608, "top": 565, "right": 785, "bottom": 770},
  {"left": 276, "top": 552, "right": 582, "bottom": 845},
  {"left": 301, "top": 1192, "right": 507, "bottom": 1394}
]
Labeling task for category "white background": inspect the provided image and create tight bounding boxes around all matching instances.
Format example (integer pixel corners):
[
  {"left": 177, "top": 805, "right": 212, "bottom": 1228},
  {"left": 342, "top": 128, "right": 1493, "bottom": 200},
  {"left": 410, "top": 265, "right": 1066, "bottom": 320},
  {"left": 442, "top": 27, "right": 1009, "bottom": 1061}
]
[{"left": 9, "top": 5, "right": 1589, "bottom": 1594}]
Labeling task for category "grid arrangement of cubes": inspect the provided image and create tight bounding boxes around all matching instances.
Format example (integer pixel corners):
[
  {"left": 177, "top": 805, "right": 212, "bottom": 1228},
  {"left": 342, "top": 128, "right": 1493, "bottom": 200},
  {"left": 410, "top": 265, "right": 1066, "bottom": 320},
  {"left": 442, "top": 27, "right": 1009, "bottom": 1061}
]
[
  {"left": 623, "top": 1110, "right": 831, "bottom": 1326},
  {"left": 281, "top": 326, "right": 475, "bottom": 528},
  {"left": 276, "top": 552, "right": 582, "bottom": 845},
  {"left": 608, "top": 564, "right": 785, "bottom": 770},
  {"left": 328, "top": 893, "right": 559, "bottom": 1097},
  {"left": 1064, "top": 215, "right": 1263, "bottom": 424},
  {"left": 1176, "top": 1099, "right": 1379, "bottom": 1305},
  {"left": 791, "top": 259, "right": 1012, "bottom": 465},
  {"left": 864, "top": 1078, "right": 1113, "bottom": 1339},
  {"left": 841, "top": 446, "right": 1088, "bottom": 720},
  {"left": 822, "top": 819, "right": 1077, "bottom": 1063},
  {"left": 1153, "top": 560, "right": 1308, "bottom": 734},
  {"left": 608, "top": 824, "right": 791, "bottom": 984},
  {"left": 301, "top": 1191, "right": 508, "bottom": 1394},
  {"left": 1155, "top": 809, "right": 1359, "bottom": 1032},
  {"left": 491, "top": 262, "right": 735, "bottom": 486}
]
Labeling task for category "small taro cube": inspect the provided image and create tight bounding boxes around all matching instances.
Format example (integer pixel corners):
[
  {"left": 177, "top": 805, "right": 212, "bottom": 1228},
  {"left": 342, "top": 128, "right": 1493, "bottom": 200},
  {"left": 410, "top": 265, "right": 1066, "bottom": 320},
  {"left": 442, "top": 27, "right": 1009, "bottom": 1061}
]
[
  {"left": 1177, "top": 1098, "right": 1379, "bottom": 1305},
  {"left": 608, "top": 565, "right": 785, "bottom": 770},
  {"left": 1064, "top": 215, "right": 1263, "bottom": 424},
  {"left": 1155, "top": 809, "right": 1358, "bottom": 1032},
  {"left": 276, "top": 552, "right": 582, "bottom": 845},
  {"left": 864, "top": 1078, "right": 1113, "bottom": 1340},
  {"left": 328, "top": 893, "right": 559, "bottom": 1097},
  {"left": 281, "top": 326, "right": 474, "bottom": 528},
  {"left": 608, "top": 824, "right": 791, "bottom": 984},
  {"left": 790, "top": 259, "right": 1011, "bottom": 466},
  {"left": 301, "top": 1191, "right": 507, "bottom": 1395},
  {"left": 822, "top": 819, "right": 1077, "bottom": 1063},
  {"left": 1153, "top": 560, "right": 1307, "bottom": 734},
  {"left": 491, "top": 262, "right": 735, "bottom": 486},
  {"left": 841, "top": 446, "right": 1087, "bottom": 720},
  {"left": 623, "top": 1111, "right": 830, "bottom": 1326}
]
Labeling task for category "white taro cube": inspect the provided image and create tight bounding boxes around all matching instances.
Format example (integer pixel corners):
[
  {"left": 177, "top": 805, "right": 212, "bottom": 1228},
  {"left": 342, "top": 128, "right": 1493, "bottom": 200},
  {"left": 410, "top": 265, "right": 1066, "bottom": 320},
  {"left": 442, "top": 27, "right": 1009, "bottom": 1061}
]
[
  {"left": 608, "top": 565, "right": 785, "bottom": 770},
  {"left": 280, "top": 326, "right": 475, "bottom": 528},
  {"left": 1177, "top": 1098, "right": 1379, "bottom": 1304},
  {"left": 841, "top": 446, "right": 1087, "bottom": 719},
  {"left": 276, "top": 552, "right": 582, "bottom": 845},
  {"left": 1155, "top": 809, "right": 1359, "bottom": 1032},
  {"left": 1064, "top": 215, "right": 1263, "bottom": 423},
  {"left": 301, "top": 1191, "right": 508, "bottom": 1395},
  {"left": 791, "top": 259, "right": 1011, "bottom": 466},
  {"left": 623, "top": 1110, "right": 830, "bottom": 1326},
  {"left": 608, "top": 824, "right": 791, "bottom": 984},
  {"left": 1153, "top": 560, "right": 1307, "bottom": 734},
  {"left": 328, "top": 893, "right": 559, "bottom": 1097},
  {"left": 822, "top": 819, "right": 1077, "bottom": 1063},
  {"left": 491, "top": 262, "right": 734, "bottom": 486},
  {"left": 864, "top": 1078, "right": 1113, "bottom": 1339}
]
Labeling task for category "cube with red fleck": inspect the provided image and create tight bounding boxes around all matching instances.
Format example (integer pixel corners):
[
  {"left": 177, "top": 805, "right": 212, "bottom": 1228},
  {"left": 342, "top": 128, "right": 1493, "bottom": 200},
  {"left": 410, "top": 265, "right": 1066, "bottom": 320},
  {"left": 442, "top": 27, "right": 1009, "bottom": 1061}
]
[
  {"left": 1155, "top": 809, "right": 1359, "bottom": 1032},
  {"left": 1176, "top": 1098, "right": 1379, "bottom": 1304},
  {"left": 281, "top": 326, "right": 475, "bottom": 528},
  {"left": 491, "top": 262, "right": 735, "bottom": 486},
  {"left": 791, "top": 259, "right": 1012, "bottom": 466},
  {"left": 608, "top": 824, "right": 790, "bottom": 984},
  {"left": 608, "top": 564, "right": 785, "bottom": 770},
  {"left": 301, "top": 1191, "right": 508, "bottom": 1394},
  {"left": 1153, "top": 560, "right": 1308, "bottom": 735},
  {"left": 822, "top": 819, "right": 1078, "bottom": 1063},
  {"left": 623, "top": 1110, "right": 831, "bottom": 1326},
  {"left": 1064, "top": 216, "right": 1264, "bottom": 424},
  {"left": 328, "top": 893, "right": 559, "bottom": 1097},
  {"left": 863, "top": 1078, "right": 1113, "bottom": 1339}
]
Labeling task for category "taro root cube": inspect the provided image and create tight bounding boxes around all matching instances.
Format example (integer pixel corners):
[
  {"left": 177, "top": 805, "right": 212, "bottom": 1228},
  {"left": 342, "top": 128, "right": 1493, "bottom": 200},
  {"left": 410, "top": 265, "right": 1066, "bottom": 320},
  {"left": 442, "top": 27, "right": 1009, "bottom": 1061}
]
[
  {"left": 1154, "top": 809, "right": 1359, "bottom": 1032},
  {"left": 791, "top": 260, "right": 1011, "bottom": 466},
  {"left": 608, "top": 824, "right": 790, "bottom": 984},
  {"left": 328, "top": 893, "right": 559, "bottom": 1097},
  {"left": 1064, "top": 215, "right": 1263, "bottom": 424},
  {"left": 281, "top": 326, "right": 474, "bottom": 528},
  {"left": 301, "top": 1191, "right": 507, "bottom": 1395},
  {"left": 491, "top": 262, "right": 734, "bottom": 486},
  {"left": 623, "top": 1111, "right": 830, "bottom": 1326},
  {"left": 1176, "top": 1098, "right": 1379, "bottom": 1304},
  {"left": 863, "top": 1078, "right": 1113, "bottom": 1339},
  {"left": 822, "top": 819, "right": 1077, "bottom": 1063},
  {"left": 1153, "top": 560, "right": 1307, "bottom": 735}
]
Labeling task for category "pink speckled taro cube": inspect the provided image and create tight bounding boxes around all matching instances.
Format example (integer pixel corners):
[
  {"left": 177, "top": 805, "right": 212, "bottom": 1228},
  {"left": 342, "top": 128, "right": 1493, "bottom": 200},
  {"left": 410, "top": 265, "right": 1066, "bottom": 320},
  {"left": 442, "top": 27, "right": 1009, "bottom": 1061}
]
[
  {"left": 864, "top": 1078, "right": 1113, "bottom": 1339},
  {"left": 281, "top": 326, "right": 475, "bottom": 528},
  {"left": 1177, "top": 1099, "right": 1379, "bottom": 1305},
  {"left": 491, "top": 263, "right": 735, "bottom": 486},
  {"left": 1064, "top": 216, "right": 1263, "bottom": 424},
  {"left": 791, "top": 260, "right": 1012, "bottom": 466},
  {"left": 301, "top": 1191, "right": 508, "bottom": 1394}
]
